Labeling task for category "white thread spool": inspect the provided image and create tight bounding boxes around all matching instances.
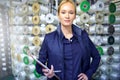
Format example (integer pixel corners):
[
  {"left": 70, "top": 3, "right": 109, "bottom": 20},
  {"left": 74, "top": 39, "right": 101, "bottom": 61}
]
[
  {"left": 80, "top": 13, "right": 89, "bottom": 24},
  {"left": 89, "top": 36, "right": 103, "bottom": 46},
  {"left": 14, "top": 16, "right": 28, "bottom": 25},
  {"left": 89, "top": 14, "right": 96, "bottom": 24},
  {"left": 46, "top": 13, "right": 58, "bottom": 24},
  {"left": 76, "top": 5, "right": 84, "bottom": 15},
  {"left": 100, "top": 74, "right": 109, "bottom": 80},
  {"left": 112, "top": 54, "right": 120, "bottom": 62},
  {"left": 75, "top": 15, "right": 83, "bottom": 25},
  {"left": 110, "top": 72, "right": 120, "bottom": 80},
  {"left": 26, "top": 74, "right": 37, "bottom": 80},
  {"left": 23, "top": 26, "right": 32, "bottom": 35},
  {"left": 29, "top": 46, "right": 40, "bottom": 57},
  {"left": 111, "top": 24, "right": 120, "bottom": 34},
  {"left": 24, "top": 64, "right": 35, "bottom": 74},
  {"left": 99, "top": 64, "right": 112, "bottom": 75},
  {"left": 40, "top": 5, "right": 49, "bottom": 14},
  {"left": 40, "top": 24, "right": 46, "bottom": 34},
  {"left": 17, "top": 71, "right": 26, "bottom": 80},
  {"left": 89, "top": 1, "right": 104, "bottom": 13},
  {"left": 111, "top": 63, "right": 120, "bottom": 71},
  {"left": 40, "top": 14, "right": 46, "bottom": 24},
  {"left": 89, "top": 24, "right": 104, "bottom": 34}
]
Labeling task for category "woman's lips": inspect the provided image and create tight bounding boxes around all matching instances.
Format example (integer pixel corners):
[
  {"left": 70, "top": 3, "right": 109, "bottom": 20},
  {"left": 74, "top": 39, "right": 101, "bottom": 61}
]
[{"left": 64, "top": 20, "right": 70, "bottom": 22}]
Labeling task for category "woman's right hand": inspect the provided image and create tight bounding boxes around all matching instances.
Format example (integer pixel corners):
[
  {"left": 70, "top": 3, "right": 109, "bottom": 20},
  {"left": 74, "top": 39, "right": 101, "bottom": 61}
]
[{"left": 42, "top": 65, "right": 55, "bottom": 78}]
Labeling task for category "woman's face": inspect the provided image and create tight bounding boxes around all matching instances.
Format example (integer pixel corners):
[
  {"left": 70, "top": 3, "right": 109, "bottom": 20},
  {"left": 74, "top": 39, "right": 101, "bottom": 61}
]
[{"left": 58, "top": 2, "right": 76, "bottom": 27}]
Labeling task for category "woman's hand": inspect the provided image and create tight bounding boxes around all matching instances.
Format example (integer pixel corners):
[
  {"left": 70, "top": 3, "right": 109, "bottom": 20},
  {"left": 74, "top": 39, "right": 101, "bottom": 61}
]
[
  {"left": 78, "top": 73, "right": 88, "bottom": 80},
  {"left": 42, "top": 65, "right": 55, "bottom": 78}
]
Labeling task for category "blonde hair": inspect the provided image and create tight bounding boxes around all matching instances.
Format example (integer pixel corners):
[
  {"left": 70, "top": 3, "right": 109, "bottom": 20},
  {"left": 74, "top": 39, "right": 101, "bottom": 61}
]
[{"left": 58, "top": 0, "right": 76, "bottom": 14}]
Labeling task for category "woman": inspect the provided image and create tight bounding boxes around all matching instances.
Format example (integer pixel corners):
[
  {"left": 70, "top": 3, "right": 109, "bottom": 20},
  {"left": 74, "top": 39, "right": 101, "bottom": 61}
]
[{"left": 36, "top": 0, "right": 101, "bottom": 80}]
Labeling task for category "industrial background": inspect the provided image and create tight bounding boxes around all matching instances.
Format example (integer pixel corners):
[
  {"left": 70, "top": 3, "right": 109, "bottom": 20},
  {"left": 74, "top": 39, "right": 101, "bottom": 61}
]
[{"left": 0, "top": 0, "right": 120, "bottom": 80}]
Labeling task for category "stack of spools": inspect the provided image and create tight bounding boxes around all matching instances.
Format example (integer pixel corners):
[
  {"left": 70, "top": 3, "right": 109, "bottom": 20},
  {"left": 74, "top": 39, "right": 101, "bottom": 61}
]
[
  {"left": 75, "top": 0, "right": 120, "bottom": 80},
  {"left": 9, "top": 0, "right": 52, "bottom": 80}
]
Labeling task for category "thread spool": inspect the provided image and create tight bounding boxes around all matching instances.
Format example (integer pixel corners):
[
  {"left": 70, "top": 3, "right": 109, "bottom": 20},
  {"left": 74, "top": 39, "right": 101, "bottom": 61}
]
[
  {"left": 99, "top": 0, "right": 109, "bottom": 3},
  {"left": 23, "top": 26, "right": 32, "bottom": 35},
  {"left": 24, "top": 64, "right": 35, "bottom": 74},
  {"left": 15, "top": 4, "right": 28, "bottom": 16},
  {"left": 40, "top": 14, "right": 46, "bottom": 24},
  {"left": 95, "top": 12, "right": 104, "bottom": 23},
  {"left": 99, "top": 74, "right": 109, "bottom": 80},
  {"left": 32, "top": 2, "right": 40, "bottom": 14},
  {"left": 100, "top": 64, "right": 112, "bottom": 75},
  {"left": 104, "top": 24, "right": 115, "bottom": 34},
  {"left": 17, "top": 35, "right": 30, "bottom": 45},
  {"left": 89, "top": 1, "right": 104, "bottom": 13},
  {"left": 12, "top": 60, "right": 19, "bottom": 76},
  {"left": 95, "top": 24, "right": 104, "bottom": 34},
  {"left": 102, "top": 35, "right": 114, "bottom": 45},
  {"left": 30, "top": 46, "right": 40, "bottom": 58},
  {"left": 14, "top": 16, "right": 28, "bottom": 25},
  {"left": 112, "top": 54, "right": 120, "bottom": 62},
  {"left": 46, "top": 13, "right": 58, "bottom": 24},
  {"left": 80, "top": 13, "right": 89, "bottom": 24},
  {"left": 103, "top": 3, "right": 120, "bottom": 14},
  {"left": 40, "top": 24, "right": 46, "bottom": 34},
  {"left": 110, "top": 72, "right": 120, "bottom": 80},
  {"left": 89, "top": 14, "right": 96, "bottom": 24},
  {"left": 76, "top": 0, "right": 84, "bottom": 4},
  {"left": 17, "top": 71, "right": 26, "bottom": 80},
  {"left": 45, "top": 24, "right": 56, "bottom": 33},
  {"left": 32, "top": 36, "right": 41, "bottom": 46},
  {"left": 33, "top": 70, "right": 41, "bottom": 78},
  {"left": 107, "top": 46, "right": 114, "bottom": 56},
  {"left": 40, "top": 5, "right": 49, "bottom": 14},
  {"left": 32, "top": 15, "right": 40, "bottom": 25},
  {"left": 89, "top": 36, "right": 103, "bottom": 46},
  {"left": 21, "top": 4, "right": 28, "bottom": 15},
  {"left": 113, "top": 24, "right": 120, "bottom": 33},
  {"left": 23, "top": 45, "right": 29, "bottom": 54},
  {"left": 32, "top": 26, "right": 40, "bottom": 36},
  {"left": 77, "top": 0, "right": 90, "bottom": 14},
  {"left": 104, "top": 14, "right": 116, "bottom": 24},
  {"left": 26, "top": 74, "right": 36, "bottom": 80},
  {"left": 16, "top": 53, "right": 34, "bottom": 65},
  {"left": 75, "top": 15, "right": 83, "bottom": 25},
  {"left": 101, "top": 55, "right": 114, "bottom": 64},
  {"left": 111, "top": 63, "right": 120, "bottom": 71},
  {"left": 38, "top": 0, "right": 49, "bottom": 4}
]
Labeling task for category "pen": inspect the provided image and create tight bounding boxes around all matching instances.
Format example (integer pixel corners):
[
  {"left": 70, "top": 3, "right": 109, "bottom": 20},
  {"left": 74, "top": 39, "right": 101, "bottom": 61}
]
[{"left": 54, "top": 70, "right": 61, "bottom": 73}]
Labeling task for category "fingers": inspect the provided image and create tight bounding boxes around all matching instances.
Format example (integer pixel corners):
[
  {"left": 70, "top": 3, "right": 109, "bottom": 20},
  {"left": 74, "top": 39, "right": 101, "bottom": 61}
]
[
  {"left": 42, "top": 65, "right": 55, "bottom": 78},
  {"left": 78, "top": 73, "right": 88, "bottom": 80}
]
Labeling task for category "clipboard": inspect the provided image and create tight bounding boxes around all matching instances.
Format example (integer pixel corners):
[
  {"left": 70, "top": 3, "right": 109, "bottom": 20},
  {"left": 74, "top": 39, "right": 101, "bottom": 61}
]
[{"left": 28, "top": 53, "right": 60, "bottom": 80}]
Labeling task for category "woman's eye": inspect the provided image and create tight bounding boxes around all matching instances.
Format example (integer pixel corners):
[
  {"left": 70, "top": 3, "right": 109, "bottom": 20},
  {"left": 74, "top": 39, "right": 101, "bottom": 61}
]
[
  {"left": 61, "top": 12, "right": 65, "bottom": 14},
  {"left": 69, "top": 12, "right": 74, "bottom": 14}
]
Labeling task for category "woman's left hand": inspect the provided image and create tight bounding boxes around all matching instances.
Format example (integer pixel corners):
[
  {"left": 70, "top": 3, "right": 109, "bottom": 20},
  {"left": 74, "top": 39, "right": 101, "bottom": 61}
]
[{"left": 78, "top": 73, "right": 88, "bottom": 80}]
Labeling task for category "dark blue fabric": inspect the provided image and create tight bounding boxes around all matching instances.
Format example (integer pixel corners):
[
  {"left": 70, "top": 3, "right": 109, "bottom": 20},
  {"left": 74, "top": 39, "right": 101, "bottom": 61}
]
[
  {"left": 36, "top": 24, "right": 101, "bottom": 80},
  {"left": 63, "top": 35, "right": 82, "bottom": 80}
]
